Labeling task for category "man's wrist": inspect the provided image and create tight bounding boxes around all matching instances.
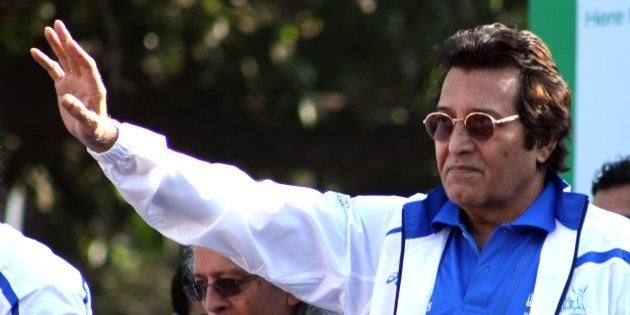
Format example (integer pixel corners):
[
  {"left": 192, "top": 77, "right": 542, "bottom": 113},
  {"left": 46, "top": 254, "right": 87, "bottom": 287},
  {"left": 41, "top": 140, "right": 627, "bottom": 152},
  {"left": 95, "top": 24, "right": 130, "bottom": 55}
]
[{"left": 85, "top": 120, "right": 119, "bottom": 153}]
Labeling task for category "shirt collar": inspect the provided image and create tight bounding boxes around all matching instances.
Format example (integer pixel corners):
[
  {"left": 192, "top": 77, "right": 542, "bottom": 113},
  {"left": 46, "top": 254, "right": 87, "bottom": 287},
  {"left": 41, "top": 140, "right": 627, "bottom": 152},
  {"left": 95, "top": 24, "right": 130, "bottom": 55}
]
[
  {"left": 431, "top": 179, "right": 558, "bottom": 233},
  {"left": 431, "top": 200, "right": 462, "bottom": 232},
  {"left": 511, "top": 180, "right": 556, "bottom": 232}
]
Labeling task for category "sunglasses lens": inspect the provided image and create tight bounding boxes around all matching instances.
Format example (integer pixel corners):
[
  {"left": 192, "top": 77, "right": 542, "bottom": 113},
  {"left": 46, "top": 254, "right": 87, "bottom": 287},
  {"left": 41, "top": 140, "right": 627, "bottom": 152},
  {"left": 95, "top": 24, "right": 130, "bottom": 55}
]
[
  {"left": 213, "top": 279, "right": 242, "bottom": 298},
  {"left": 425, "top": 114, "right": 454, "bottom": 142},
  {"left": 183, "top": 283, "right": 205, "bottom": 302},
  {"left": 465, "top": 113, "right": 495, "bottom": 141}
]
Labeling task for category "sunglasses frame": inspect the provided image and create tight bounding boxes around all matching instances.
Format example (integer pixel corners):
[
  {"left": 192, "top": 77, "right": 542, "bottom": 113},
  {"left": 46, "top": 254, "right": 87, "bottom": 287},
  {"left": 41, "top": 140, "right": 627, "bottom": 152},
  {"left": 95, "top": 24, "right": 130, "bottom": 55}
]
[
  {"left": 422, "top": 111, "right": 519, "bottom": 142},
  {"left": 183, "top": 274, "right": 259, "bottom": 301}
]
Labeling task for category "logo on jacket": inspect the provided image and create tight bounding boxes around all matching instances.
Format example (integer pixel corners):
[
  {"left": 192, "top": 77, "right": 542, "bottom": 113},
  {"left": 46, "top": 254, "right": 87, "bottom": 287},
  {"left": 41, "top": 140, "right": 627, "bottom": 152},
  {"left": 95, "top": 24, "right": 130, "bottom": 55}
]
[
  {"left": 559, "top": 284, "right": 587, "bottom": 315},
  {"left": 335, "top": 193, "right": 351, "bottom": 209},
  {"left": 386, "top": 272, "right": 398, "bottom": 285}
]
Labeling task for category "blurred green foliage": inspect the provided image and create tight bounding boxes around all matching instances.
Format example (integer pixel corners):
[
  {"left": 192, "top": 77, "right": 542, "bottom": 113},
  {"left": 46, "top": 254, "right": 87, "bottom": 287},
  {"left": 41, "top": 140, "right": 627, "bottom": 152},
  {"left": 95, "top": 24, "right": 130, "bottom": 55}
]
[{"left": 0, "top": 0, "right": 525, "bottom": 313}]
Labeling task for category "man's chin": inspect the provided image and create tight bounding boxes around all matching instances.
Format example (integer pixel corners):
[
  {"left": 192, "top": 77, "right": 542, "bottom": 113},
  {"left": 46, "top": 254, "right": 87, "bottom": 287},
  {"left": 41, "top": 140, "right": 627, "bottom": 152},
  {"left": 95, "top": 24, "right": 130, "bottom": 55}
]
[{"left": 444, "top": 187, "right": 483, "bottom": 208}]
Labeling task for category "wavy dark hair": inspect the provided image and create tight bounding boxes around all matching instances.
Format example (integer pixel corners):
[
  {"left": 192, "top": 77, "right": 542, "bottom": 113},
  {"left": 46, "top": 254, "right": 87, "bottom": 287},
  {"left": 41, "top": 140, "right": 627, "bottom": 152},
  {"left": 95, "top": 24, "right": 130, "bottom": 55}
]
[
  {"left": 171, "top": 247, "right": 195, "bottom": 315},
  {"left": 592, "top": 156, "right": 630, "bottom": 195},
  {"left": 436, "top": 23, "right": 572, "bottom": 173}
]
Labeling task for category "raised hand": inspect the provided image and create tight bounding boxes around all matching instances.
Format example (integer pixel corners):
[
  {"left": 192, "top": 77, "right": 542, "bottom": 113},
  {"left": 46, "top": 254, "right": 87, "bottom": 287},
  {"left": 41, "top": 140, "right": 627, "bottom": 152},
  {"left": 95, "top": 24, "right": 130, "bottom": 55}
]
[{"left": 31, "top": 20, "right": 118, "bottom": 153}]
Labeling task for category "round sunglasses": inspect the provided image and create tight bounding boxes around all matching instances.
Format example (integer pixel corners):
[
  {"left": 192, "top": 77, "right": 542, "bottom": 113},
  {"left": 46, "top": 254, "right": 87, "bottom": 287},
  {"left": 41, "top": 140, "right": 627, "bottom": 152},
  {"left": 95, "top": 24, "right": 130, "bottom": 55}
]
[
  {"left": 183, "top": 274, "right": 258, "bottom": 301},
  {"left": 422, "top": 111, "right": 519, "bottom": 142}
]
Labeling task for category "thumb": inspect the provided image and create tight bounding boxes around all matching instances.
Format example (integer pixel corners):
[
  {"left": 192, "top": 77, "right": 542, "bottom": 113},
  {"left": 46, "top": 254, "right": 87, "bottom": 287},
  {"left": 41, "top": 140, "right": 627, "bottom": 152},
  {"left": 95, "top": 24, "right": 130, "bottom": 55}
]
[
  {"left": 60, "top": 93, "right": 118, "bottom": 152},
  {"left": 60, "top": 94, "right": 100, "bottom": 129}
]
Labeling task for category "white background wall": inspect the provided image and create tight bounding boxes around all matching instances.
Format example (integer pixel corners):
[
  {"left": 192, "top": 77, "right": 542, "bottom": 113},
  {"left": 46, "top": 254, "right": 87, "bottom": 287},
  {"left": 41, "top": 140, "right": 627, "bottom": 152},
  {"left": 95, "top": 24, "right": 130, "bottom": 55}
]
[{"left": 575, "top": 0, "right": 630, "bottom": 196}]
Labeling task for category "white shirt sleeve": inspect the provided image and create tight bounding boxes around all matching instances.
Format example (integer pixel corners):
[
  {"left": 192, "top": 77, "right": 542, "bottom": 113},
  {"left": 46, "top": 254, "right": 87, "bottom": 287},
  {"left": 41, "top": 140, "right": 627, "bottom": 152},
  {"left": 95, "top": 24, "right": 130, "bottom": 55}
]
[{"left": 88, "top": 122, "right": 411, "bottom": 314}]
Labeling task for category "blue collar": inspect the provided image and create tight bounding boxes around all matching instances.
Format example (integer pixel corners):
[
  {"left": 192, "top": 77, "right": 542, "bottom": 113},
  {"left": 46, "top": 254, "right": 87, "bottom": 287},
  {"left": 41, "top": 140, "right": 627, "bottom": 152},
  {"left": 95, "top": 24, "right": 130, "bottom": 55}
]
[
  {"left": 402, "top": 173, "right": 587, "bottom": 239},
  {"left": 511, "top": 180, "right": 556, "bottom": 232},
  {"left": 431, "top": 178, "right": 557, "bottom": 233}
]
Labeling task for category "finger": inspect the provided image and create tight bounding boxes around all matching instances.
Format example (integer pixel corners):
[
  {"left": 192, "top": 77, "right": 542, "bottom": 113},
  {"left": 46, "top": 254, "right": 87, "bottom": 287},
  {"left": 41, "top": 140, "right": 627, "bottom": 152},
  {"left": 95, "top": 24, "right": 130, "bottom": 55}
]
[
  {"left": 30, "top": 48, "right": 66, "bottom": 81},
  {"left": 66, "top": 39, "right": 104, "bottom": 86},
  {"left": 54, "top": 20, "right": 82, "bottom": 76},
  {"left": 60, "top": 94, "right": 100, "bottom": 130},
  {"left": 43, "top": 26, "right": 71, "bottom": 73}
]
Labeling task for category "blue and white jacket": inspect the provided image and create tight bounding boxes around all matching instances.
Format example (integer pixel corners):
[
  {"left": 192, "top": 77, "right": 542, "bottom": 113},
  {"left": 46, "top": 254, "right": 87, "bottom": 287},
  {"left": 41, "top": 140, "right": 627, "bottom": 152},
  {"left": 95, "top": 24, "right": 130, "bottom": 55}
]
[
  {"left": 92, "top": 122, "right": 630, "bottom": 315},
  {"left": 0, "top": 223, "right": 92, "bottom": 314}
]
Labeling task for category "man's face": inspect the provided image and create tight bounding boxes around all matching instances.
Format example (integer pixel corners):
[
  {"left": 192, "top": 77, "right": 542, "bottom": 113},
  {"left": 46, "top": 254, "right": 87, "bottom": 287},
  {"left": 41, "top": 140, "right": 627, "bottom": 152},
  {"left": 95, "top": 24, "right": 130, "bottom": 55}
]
[
  {"left": 435, "top": 67, "right": 549, "bottom": 216},
  {"left": 593, "top": 184, "right": 630, "bottom": 218},
  {"left": 187, "top": 300, "right": 207, "bottom": 315},
  {"left": 193, "top": 247, "right": 298, "bottom": 315}
]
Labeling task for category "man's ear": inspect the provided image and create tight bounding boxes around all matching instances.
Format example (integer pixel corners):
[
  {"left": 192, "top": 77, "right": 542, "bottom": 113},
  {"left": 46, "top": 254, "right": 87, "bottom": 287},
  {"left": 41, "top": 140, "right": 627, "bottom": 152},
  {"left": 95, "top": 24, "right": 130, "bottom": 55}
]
[
  {"left": 536, "top": 139, "right": 557, "bottom": 164},
  {"left": 287, "top": 294, "right": 300, "bottom": 307}
]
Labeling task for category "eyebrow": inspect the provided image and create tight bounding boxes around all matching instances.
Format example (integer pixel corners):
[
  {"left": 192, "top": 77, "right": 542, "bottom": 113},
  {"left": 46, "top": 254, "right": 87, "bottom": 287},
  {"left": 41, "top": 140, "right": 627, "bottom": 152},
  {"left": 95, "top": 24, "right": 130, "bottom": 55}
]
[
  {"left": 193, "top": 269, "right": 249, "bottom": 280},
  {"left": 434, "top": 106, "right": 504, "bottom": 117}
]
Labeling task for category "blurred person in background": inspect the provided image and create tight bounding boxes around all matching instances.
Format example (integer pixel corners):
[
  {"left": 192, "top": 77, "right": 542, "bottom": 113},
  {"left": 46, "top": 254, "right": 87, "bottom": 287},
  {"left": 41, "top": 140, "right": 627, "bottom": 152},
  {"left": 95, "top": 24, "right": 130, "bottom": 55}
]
[
  {"left": 592, "top": 156, "right": 630, "bottom": 218},
  {"left": 0, "top": 223, "right": 92, "bottom": 313},
  {"left": 0, "top": 119, "right": 92, "bottom": 313},
  {"left": 172, "top": 249, "right": 206, "bottom": 315},
  {"left": 185, "top": 246, "right": 340, "bottom": 315}
]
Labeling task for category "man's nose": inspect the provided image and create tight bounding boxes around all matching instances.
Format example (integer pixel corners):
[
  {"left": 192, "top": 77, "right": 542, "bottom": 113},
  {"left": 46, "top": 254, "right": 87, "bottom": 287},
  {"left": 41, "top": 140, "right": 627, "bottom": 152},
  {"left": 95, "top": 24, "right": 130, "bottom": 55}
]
[
  {"left": 448, "top": 122, "right": 475, "bottom": 153},
  {"left": 203, "top": 288, "right": 229, "bottom": 313}
]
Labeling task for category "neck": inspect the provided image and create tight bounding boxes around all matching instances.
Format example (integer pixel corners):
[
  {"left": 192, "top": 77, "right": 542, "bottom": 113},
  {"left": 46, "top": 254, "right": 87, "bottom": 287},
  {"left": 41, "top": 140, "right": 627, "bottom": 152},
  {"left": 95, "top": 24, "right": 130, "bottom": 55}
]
[{"left": 462, "top": 173, "right": 548, "bottom": 251}]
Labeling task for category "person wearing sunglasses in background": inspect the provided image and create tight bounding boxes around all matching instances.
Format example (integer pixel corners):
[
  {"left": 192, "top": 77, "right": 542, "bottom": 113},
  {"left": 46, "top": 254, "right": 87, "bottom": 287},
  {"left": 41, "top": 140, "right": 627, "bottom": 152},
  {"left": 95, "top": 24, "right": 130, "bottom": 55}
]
[
  {"left": 31, "top": 20, "right": 630, "bottom": 315},
  {"left": 171, "top": 253, "right": 206, "bottom": 315},
  {"left": 182, "top": 246, "right": 340, "bottom": 314},
  {"left": 591, "top": 156, "right": 630, "bottom": 218}
]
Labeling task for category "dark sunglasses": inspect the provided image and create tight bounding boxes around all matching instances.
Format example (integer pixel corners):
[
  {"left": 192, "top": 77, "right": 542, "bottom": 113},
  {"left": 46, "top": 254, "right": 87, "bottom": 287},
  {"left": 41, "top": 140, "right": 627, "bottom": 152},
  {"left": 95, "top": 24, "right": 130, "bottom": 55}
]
[
  {"left": 183, "top": 274, "right": 258, "bottom": 301},
  {"left": 423, "top": 111, "right": 519, "bottom": 142}
]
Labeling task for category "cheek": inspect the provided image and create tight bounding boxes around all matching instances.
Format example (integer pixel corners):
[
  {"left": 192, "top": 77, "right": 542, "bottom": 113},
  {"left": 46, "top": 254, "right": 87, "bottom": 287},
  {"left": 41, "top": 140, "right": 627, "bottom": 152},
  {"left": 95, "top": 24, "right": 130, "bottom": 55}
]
[
  {"left": 435, "top": 143, "right": 447, "bottom": 169},
  {"left": 236, "top": 281, "right": 292, "bottom": 313}
]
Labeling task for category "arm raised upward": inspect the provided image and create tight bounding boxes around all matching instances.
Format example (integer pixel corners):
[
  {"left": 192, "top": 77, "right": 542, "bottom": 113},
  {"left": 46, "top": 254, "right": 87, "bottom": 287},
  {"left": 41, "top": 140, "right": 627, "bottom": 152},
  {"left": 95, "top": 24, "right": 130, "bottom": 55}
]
[{"left": 31, "top": 19, "right": 117, "bottom": 153}]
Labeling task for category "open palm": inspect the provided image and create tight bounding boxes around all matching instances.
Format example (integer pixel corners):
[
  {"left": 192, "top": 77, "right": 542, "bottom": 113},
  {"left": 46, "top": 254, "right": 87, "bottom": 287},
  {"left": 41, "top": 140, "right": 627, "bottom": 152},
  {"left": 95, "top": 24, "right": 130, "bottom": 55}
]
[{"left": 31, "top": 20, "right": 117, "bottom": 152}]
